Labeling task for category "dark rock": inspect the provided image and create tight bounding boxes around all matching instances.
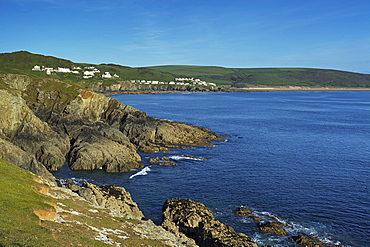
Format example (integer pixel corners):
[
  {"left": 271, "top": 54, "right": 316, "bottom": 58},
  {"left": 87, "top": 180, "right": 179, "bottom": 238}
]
[
  {"left": 289, "top": 233, "right": 342, "bottom": 247},
  {"left": 0, "top": 138, "right": 56, "bottom": 185},
  {"left": 0, "top": 90, "right": 69, "bottom": 171},
  {"left": 1, "top": 75, "right": 222, "bottom": 176},
  {"left": 78, "top": 182, "right": 144, "bottom": 219},
  {"left": 149, "top": 157, "right": 178, "bottom": 166},
  {"left": 258, "top": 221, "right": 289, "bottom": 236},
  {"left": 161, "top": 198, "right": 258, "bottom": 247},
  {"left": 233, "top": 206, "right": 253, "bottom": 216},
  {"left": 68, "top": 123, "right": 142, "bottom": 172}
]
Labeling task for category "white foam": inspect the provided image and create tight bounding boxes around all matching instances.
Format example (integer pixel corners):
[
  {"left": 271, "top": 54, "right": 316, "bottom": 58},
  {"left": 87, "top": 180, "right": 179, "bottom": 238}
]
[
  {"left": 169, "top": 155, "right": 205, "bottom": 161},
  {"left": 129, "top": 166, "right": 151, "bottom": 179}
]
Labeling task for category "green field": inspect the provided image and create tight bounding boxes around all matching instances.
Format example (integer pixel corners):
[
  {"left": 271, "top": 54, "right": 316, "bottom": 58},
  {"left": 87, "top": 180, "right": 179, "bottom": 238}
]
[
  {"left": 0, "top": 51, "right": 179, "bottom": 86},
  {"left": 149, "top": 65, "right": 370, "bottom": 88},
  {"left": 2, "top": 51, "right": 370, "bottom": 89}
]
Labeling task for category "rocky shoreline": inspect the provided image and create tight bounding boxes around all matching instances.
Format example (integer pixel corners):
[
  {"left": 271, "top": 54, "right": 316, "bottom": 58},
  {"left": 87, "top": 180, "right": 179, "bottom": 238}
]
[{"left": 0, "top": 74, "right": 344, "bottom": 246}]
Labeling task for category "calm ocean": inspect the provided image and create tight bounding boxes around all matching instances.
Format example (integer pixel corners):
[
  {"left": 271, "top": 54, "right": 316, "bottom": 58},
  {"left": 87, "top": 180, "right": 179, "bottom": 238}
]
[{"left": 55, "top": 92, "right": 370, "bottom": 246}]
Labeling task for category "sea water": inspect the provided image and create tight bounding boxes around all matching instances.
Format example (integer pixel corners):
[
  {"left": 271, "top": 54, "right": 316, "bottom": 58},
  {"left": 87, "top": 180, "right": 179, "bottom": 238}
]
[{"left": 54, "top": 92, "right": 370, "bottom": 246}]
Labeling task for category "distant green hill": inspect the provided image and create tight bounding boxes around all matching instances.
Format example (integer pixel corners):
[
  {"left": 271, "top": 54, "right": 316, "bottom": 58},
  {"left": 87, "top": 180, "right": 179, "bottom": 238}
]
[
  {"left": 2, "top": 51, "right": 370, "bottom": 89},
  {"left": 149, "top": 65, "right": 370, "bottom": 88},
  {"left": 0, "top": 51, "right": 178, "bottom": 84}
]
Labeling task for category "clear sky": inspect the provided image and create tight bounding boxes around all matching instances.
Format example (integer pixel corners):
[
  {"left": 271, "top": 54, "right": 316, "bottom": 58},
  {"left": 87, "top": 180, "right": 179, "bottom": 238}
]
[{"left": 1, "top": 0, "right": 370, "bottom": 73}]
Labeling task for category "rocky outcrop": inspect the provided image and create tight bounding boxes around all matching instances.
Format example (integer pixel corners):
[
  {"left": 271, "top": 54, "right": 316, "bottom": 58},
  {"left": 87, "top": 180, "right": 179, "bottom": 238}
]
[
  {"left": 0, "top": 90, "right": 69, "bottom": 171},
  {"left": 68, "top": 123, "right": 142, "bottom": 172},
  {"left": 1, "top": 74, "right": 222, "bottom": 174},
  {"left": 0, "top": 138, "right": 55, "bottom": 184},
  {"left": 63, "top": 181, "right": 144, "bottom": 219},
  {"left": 289, "top": 233, "right": 341, "bottom": 247},
  {"left": 161, "top": 198, "right": 258, "bottom": 247},
  {"left": 121, "top": 115, "right": 221, "bottom": 153},
  {"left": 257, "top": 221, "right": 288, "bottom": 236},
  {"left": 233, "top": 206, "right": 342, "bottom": 247},
  {"left": 149, "top": 157, "right": 178, "bottom": 166}
]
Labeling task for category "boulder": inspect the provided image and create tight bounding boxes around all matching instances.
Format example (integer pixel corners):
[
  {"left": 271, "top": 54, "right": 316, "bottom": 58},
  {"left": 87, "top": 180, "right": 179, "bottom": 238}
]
[
  {"left": 76, "top": 182, "right": 145, "bottom": 219},
  {"left": 149, "top": 157, "right": 178, "bottom": 166},
  {"left": 289, "top": 233, "right": 342, "bottom": 247},
  {"left": 68, "top": 123, "right": 142, "bottom": 172},
  {"left": 233, "top": 206, "right": 253, "bottom": 217},
  {"left": 161, "top": 198, "right": 258, "bottom": 247},
  {"left": 257, "top": 221, "right": 288, "bottom": 236}
]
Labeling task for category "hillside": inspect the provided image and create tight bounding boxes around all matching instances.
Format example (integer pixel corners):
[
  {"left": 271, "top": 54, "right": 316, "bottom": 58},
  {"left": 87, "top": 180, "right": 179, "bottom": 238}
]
[
  {"left": 0, "top": 51, "right": 179, "bottom": 89},
  {"left": 0, "top": 158, "right": 193, "bottom": 246},
  {"left": 149, "top": 65, "right": 370, "bottom": 88}
]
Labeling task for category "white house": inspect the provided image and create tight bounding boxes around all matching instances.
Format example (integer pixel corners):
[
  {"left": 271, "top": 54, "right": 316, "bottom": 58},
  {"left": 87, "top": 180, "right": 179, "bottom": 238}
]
[
  {"left": 32, "top": 65, "right": 41, "bottom": 71},
  {"left": 102, "top": 72, "right": 112, "bottom": 78},
  {"left": 83, "top": 71, "right": 95, "bottom": 76},
  {"left": 56, "top": 67, "right": 71, "bottom": 73}
]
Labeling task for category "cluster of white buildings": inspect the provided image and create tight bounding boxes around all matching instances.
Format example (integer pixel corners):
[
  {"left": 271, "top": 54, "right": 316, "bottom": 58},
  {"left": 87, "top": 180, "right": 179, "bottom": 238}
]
[
  {"left": 31, "top": 65, "right": 119, "bottom": 79},
  {"left": 130, "top": 78, "right": 216, "bottom": 87},
  {"left": 31, "top": 65, "right": 216, "bottom": 87}
]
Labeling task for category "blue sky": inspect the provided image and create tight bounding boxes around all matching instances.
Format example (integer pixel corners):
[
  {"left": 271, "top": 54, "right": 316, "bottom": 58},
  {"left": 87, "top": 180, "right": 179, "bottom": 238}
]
[{"left": 1, "top": 0, "right": 370, "bottom": 73}]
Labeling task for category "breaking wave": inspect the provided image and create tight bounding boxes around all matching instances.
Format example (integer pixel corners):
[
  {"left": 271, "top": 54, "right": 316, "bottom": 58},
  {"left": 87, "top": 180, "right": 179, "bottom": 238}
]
[
  {"left": 129, "top": 166, "right": 151, "bottom": 179},
  {"left": 169, "top": 155, "right": 205, "bottom": 161}
]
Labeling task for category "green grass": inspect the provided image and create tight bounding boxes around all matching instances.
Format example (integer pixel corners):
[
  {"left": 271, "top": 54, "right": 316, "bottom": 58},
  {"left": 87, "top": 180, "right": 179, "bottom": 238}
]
[
  {"left": 0, "top": 51, "right": 180, "bottom": 87},
  {"left": 0, "top": 159, "right": 58, "bottom": 246},
  {"left": 3, "top": 51, "right": 370, "bottom": 89},
  {"left": 149, "top": 65, "right": 370, "bottom": 88},
  {"left": 0, "top": 159, "right": 171, "bottom": 246}
]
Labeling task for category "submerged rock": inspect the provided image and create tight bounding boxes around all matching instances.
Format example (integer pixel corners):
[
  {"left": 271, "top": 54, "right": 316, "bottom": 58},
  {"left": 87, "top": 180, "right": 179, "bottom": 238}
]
[
  {"left": 289, "top": 233, "right": 342, "bottom": 247},
  {"left": 161, "top": 198, "right": 258, "bottom": 247},
  {"left": 233, "top": 206, "right": 254, "bottom": 217},
  {"left": 149, "top": 157, "right": 178, "bottom": 166},
  {"left": 257, "top": 221, "right": 289, "bottom": 236}
]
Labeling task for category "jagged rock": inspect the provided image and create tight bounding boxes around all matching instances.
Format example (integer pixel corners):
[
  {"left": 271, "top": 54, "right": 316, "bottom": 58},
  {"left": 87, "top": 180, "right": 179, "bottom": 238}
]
[
  {"left": 68, "top": 123, "right": 142, "bottom": 172},
  {"left": 162, "top": 198, "right": 258, "bottom": 247},
  {"left": 77, "top": 182, "right": 145, "bottom": 219},
  {"left": 0, "top": 90, "right": 70, "bottom": 171},
  {"left": 233, "top": 206, "right": 253, "bottom": 216},
  {"left": 1, "top": 75, "right": 222, "bottom": 175},
  {"left": 0, "top": 138, "right": 55, "bottom": 185},
  {"left": 149, "top": 157, "right": 178, "bottom": 166},
  {"left": 0, "top": 74, "right": 32, "bottom": 93},
  {"left": 257, "top": 221, "right": 289, "bottom": 236},
  {"left": 122, "top": 115, "right": 222, "bottom": 152},
  {"left": 289, "top": 233, "right": 342, "bottom": 247}
]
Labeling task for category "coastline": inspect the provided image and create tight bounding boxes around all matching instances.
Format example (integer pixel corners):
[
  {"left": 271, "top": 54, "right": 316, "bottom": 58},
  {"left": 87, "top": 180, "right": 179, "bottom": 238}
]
[{"left": 101, "top": 87, "right": 370, "bottom": 96}]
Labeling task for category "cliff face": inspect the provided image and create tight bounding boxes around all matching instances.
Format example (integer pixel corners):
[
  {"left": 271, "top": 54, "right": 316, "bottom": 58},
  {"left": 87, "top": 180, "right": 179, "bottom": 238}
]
[
  {"left": 0, "top": 90, "right": 67, "bottom": 182},
  {"left": 0, "top": 74, "right": 222, "bottom": 176}
]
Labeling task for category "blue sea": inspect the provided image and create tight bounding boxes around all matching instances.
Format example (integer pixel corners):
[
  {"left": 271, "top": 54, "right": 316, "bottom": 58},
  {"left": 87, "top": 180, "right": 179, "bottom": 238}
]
[{"left": 54, "top": 92, "right": 370, "bottom": 246}]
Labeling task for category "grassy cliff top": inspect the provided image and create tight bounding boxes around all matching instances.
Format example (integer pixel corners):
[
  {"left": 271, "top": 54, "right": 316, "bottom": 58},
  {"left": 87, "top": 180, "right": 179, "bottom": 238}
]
[
  {"left": 149, "top": 65, "right": 370, "bottom": 88},
  {"left": 2, "top": 51, "right": 370, "bottom": 89},
  {"left": 0, "top": 159, "right": 172, "bottom": 246},
  {"left": 0, "top": 51, "right": 178, "bottom": 83}
]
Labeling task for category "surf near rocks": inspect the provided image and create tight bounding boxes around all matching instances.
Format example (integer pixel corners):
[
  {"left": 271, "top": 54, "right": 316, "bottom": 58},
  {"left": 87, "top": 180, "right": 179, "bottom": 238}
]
[{"left": 161, "top": 198, "right": 258, "bottom": 247}]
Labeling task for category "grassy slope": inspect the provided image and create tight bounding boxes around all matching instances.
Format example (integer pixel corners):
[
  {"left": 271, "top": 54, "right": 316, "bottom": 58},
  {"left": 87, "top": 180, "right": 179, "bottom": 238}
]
[
  {"left": 0, "top": 159, "right": 169, "bottom": 246},
  {"left": 149, "top": 65, "right": 370, "bottom": 88},
  {"left": 3, "top": 51, "right": 370, "bottom": 89},
  {"left": 0, "top": 51, "right": 179, "bottom": 86}
]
